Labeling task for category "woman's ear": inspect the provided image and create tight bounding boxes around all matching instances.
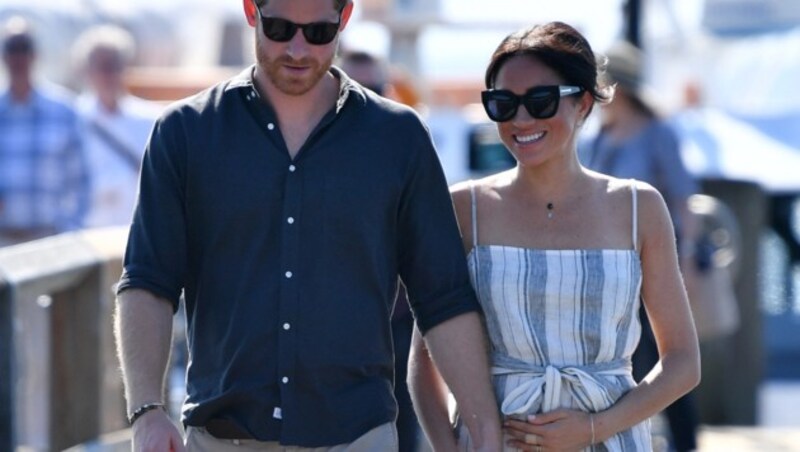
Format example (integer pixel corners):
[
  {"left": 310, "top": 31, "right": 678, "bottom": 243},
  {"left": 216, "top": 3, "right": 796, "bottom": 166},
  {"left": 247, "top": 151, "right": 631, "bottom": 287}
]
[
  {"left": 578, "top": 90, "right": 594, "bottom": 121},
  {"left": 243, "top": 0, "right": 257, "bottom": 28}
]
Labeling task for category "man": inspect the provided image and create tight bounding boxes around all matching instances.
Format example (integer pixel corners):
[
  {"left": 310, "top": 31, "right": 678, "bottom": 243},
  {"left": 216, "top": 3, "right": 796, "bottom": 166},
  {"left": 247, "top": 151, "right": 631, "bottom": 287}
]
[
  {"left": 114, "top": 0, "right": 502, "bottom": 451},
  {"left": 0, "top": 16, "right": 89, "bottom": 246},
  {"left": 72, "top": 24, "right": 161, "bottom": 228}
]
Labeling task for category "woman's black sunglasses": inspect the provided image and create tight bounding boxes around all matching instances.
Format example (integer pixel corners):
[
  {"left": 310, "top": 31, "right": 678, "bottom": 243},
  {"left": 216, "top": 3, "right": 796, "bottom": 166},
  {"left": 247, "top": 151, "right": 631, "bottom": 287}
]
[
  {"left": 481, "top": 85, "right": 583, "bottom": 122},
  {"left": 256, "top": 8, "right": 340, "bottom": 45}
]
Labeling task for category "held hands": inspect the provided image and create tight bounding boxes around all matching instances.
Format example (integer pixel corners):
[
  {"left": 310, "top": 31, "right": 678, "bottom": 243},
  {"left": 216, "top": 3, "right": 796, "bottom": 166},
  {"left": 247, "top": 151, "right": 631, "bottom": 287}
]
[
  {"left": 131, "top": 408, "right": 186, "bottom": 452},
  {"left": 503, "top": 409, "right": 595, "bottom": 452}
]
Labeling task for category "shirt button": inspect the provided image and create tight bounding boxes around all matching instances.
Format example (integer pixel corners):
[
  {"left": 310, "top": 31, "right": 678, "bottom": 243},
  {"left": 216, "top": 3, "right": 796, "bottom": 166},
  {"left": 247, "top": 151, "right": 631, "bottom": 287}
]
[
  {"left": 285, "top": 271, "right": 293, "bottom": 279},
  {"left": 281, "top": 376, "right": 289, "bottom": 384},
  {"left": 267, "top": 123, "right": 275, "bottom": 130},
  {"left": 283, "top": 323, "right": 291, "bottom": 330},
  {"left": 287, "top": 217, "right": 295, "bottom": 224},
  {"left": 289, "top": 164, "right": 296, "bottom": 172}
]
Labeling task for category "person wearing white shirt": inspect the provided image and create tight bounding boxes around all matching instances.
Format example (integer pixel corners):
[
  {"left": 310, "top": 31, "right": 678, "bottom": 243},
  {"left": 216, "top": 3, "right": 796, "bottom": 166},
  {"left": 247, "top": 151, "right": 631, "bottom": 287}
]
[{"left": 72, "top": 25, "right": 161, "bottom": 227}]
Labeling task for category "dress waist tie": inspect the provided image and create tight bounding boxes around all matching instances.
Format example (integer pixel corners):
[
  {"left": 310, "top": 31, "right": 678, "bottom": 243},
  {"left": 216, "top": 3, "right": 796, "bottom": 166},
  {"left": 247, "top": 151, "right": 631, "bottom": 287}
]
[{"left": 491, "top": 354, "right": 632, "bottom": 416}]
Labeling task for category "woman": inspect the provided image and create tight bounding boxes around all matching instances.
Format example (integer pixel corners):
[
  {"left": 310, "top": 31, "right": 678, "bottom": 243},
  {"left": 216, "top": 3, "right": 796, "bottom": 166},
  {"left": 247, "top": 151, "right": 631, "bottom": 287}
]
[{"left": 409, "top": 22, "right": 700, "bottom": 451}]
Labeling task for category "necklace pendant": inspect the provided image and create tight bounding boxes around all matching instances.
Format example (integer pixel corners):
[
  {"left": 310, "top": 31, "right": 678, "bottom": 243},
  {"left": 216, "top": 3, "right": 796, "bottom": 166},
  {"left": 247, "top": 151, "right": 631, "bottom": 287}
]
[
  {"left": 546, "top": 202, "right": 554, "bottom": 219},
  {"left": 547, "top": 211, "right": 553, "bottom": 219}
]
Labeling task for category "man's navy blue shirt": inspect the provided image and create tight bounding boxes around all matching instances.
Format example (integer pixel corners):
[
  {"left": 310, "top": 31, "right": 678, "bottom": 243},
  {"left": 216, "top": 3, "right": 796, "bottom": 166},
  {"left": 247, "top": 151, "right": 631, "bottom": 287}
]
[{"left": 117, "top": 66, "right": 480, "bottom": 446}]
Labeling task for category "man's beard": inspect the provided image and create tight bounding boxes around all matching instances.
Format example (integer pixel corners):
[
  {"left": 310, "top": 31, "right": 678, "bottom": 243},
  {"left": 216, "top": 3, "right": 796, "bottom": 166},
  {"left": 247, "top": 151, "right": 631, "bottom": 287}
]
[{"left": 256, "top": 39, "right": 334, "bottom": 96}]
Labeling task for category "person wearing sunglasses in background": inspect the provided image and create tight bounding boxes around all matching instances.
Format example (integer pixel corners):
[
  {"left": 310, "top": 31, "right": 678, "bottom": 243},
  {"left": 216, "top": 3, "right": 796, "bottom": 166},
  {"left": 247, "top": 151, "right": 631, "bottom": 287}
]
[
  {"left": 409, "top": 22, "right": 700, "bottom": 451},
  {"left": 114, "top": 0, "right": 502, "bottom": 451},
  {"left": 338, "top": 49, "right": 390, "bottom": 97}
]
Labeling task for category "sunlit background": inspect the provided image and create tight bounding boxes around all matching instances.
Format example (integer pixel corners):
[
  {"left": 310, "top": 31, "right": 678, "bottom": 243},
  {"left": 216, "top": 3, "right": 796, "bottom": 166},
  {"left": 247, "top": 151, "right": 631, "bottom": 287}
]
[{"left": 1, "top": 0, "right": 799, "bottom": 449}]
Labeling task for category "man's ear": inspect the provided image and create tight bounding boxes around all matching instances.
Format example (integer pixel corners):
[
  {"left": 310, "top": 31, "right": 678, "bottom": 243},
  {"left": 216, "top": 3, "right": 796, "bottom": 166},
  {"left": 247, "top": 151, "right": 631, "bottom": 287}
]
[
  {"left": 339, "top": 1, "right": 355, "bottom": 31},
  {"left": 243, "top": 0, "right": 257, "bottom": 28}
]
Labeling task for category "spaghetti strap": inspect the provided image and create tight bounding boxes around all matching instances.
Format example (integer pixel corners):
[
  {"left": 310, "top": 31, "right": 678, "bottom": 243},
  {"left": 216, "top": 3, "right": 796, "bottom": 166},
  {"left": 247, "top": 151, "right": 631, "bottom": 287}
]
[
  {"left": 631, "top": 179, "right": 638, "bottom": 252},
  {"left": 469, "top": 181, "right": 478, "bottom": 249}
]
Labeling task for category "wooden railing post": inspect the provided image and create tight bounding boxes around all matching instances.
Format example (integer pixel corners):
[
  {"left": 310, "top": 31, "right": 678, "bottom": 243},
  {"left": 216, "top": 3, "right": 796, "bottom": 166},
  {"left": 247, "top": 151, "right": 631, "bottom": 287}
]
[
  {"left": 0, "top": 227, "right": 128, "bottom": 451},
  {"left": 0, "top": 273, "right": 13, "bottom": 451}
]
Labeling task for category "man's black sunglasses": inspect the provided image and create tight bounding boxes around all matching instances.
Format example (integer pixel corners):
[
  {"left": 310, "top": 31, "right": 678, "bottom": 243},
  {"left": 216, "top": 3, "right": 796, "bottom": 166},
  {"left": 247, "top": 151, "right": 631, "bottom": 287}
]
[
  {"left": 481, "top": 85, "right": 583, "bottom": 122},
  {"left": 255, "top": 7, "right": 340, "bottom": 45}
]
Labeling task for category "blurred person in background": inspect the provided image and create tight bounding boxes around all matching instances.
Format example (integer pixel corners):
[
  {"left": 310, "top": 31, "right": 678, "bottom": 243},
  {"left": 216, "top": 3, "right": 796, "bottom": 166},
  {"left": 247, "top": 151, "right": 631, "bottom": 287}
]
[
  {"left": 410, "top": 22, "right": 700, "bottom": 451},
  {"left": 582, "top": 40, "right": 701, "bottom": 452},
  {"left": 72, "top": 24, "right": 161, "bottom": 228},
  {"left": 0, "top": 15, "right": 89, "bottom": 246},
  {"left": 339, "top": 48, "right": 423, "bottom": 452},
  {"left": 113, "top": 0, "right": 502, "bottom": 451},
  {"left": 338, "top": 49, "right": 389, "bottom": 97}
]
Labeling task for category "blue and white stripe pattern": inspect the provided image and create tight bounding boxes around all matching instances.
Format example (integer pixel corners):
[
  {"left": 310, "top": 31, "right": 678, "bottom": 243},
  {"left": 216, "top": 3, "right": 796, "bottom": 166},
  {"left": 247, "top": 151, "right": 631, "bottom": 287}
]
[{"left": 462, "top": 182, "right": 652, "bottom": 451}]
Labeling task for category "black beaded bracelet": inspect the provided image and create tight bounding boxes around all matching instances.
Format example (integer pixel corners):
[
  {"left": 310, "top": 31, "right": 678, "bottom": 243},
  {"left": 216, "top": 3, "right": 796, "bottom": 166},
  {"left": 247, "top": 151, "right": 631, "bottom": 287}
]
[{"left": 128, "top": 402, "right": 165, "bottom": 426}]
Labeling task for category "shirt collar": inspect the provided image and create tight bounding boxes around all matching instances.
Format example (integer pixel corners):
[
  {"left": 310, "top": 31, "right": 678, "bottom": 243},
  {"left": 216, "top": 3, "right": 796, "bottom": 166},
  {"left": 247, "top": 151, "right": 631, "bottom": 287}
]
[
  {"left": 225, "top": 64, "right": 368, "bottom": 114},
  {"left": 0, "top": 85, "right": 43, "bottom": 110}
]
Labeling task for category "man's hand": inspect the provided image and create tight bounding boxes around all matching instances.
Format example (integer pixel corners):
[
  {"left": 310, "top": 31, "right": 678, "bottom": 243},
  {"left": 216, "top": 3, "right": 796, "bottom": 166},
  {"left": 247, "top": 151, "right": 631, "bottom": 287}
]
[{"left": 131, "top": 409, "right": 186, "bottom": 452}]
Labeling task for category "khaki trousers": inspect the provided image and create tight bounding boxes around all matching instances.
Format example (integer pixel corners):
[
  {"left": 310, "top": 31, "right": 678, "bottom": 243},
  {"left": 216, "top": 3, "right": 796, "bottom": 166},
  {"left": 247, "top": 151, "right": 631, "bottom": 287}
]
[{"left": 185, "top": 422, "right": 398, "bottom": 452}]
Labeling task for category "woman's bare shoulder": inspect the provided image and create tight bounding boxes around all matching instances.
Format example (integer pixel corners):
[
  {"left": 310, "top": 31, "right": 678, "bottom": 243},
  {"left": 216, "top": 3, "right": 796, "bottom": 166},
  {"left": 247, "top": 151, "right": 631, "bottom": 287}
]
[
  {"left": 450, "top": 171, "right": 510, "bottom": 201},
  {"left": 592, "top": 173, "right": 661, "bottom": 204}
]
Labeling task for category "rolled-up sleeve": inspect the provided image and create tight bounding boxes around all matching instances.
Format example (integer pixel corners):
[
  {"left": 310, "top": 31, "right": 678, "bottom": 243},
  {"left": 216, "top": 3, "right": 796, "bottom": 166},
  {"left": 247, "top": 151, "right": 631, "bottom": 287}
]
[
  {"left": 397, "top": 122, "right": 480, "bottom": 334},
  {"left": 116, "top": 111, "right": 188, "bottom": 311}
]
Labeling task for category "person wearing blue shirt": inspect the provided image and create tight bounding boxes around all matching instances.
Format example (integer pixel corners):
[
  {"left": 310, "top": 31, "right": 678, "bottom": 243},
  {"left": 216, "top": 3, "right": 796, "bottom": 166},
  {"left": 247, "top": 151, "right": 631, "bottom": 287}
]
[
  {"left": 0, "top": 16, "right": 89, "bottom": 246},
  {"left": 113, "top": 1, "right": 502, "bottom": 451}
]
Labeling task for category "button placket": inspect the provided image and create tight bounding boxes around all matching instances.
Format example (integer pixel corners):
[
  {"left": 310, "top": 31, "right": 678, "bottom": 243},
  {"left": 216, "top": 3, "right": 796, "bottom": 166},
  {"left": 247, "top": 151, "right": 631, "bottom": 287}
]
[{"left": 278, "top": 156, "right": 301, "bottom": 422}]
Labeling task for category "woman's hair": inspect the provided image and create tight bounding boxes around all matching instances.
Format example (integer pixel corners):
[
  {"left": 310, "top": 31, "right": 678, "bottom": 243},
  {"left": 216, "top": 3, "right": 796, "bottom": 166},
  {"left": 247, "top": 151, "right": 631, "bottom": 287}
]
[
  {"left": 484, "top": 22, "right": 612, "bottom": 112},
  {"left": 254, "top": 0, "right": 349, "bottom": 13}
]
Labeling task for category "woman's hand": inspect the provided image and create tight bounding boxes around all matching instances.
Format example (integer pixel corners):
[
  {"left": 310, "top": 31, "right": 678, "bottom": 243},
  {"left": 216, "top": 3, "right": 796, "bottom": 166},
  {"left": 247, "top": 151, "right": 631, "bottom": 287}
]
[{"left": 503, "top": 409, "right": 594, "bottom": 452}]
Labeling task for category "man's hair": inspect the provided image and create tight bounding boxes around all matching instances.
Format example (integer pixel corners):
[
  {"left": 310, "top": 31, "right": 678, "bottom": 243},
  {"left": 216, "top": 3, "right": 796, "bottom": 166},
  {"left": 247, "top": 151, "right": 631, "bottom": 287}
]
[
  {"left": 254, "top": 0, "right": 349, "bottom": 13},
  {"left": 2, "top": 16, "right": 35, "bottom": 55},
  {"left": 71, "top": 24, "right": 136, "bottom": 70}
]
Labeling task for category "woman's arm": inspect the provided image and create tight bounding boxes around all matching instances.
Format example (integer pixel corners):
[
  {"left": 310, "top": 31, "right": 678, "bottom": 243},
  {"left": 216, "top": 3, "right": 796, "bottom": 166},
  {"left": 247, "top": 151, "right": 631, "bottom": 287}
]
[
  {"left": 407, "top": 183, "right": 491, "bottom": 451},
  {"left": 588, "top": 183, "right": 702, "bottom": 442},
  {"left": 408, "top": 325, "right": 460, "bottom": 451}
]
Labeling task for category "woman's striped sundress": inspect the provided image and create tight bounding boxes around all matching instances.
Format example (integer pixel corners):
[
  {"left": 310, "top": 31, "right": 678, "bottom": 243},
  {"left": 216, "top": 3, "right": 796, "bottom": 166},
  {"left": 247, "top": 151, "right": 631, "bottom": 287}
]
[{"left": 460, "top": 181, "right": 652, "bottom": 451}]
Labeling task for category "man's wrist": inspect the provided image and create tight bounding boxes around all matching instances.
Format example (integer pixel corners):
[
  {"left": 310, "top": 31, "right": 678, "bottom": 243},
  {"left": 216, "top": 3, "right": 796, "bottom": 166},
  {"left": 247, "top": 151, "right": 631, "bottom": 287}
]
[{"left": 128, "top": 402, "right": 166, "bottom": 426}]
